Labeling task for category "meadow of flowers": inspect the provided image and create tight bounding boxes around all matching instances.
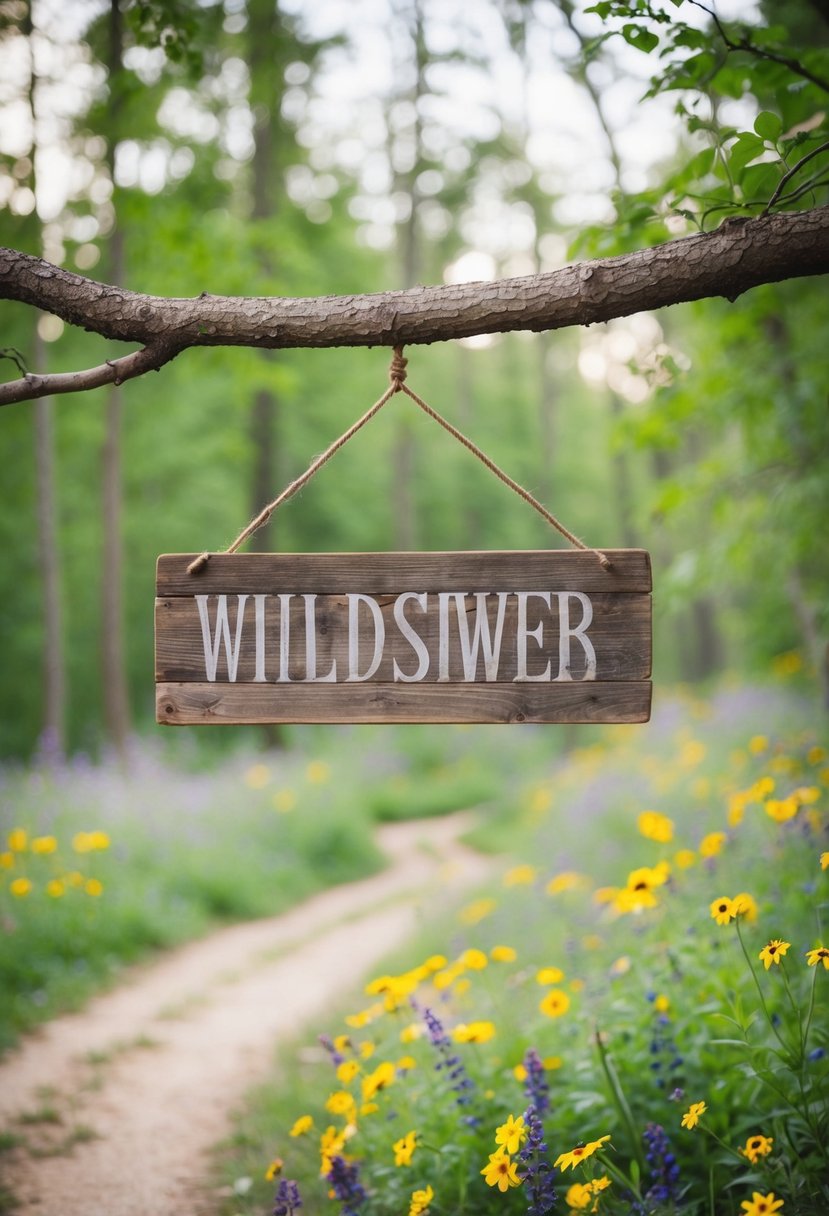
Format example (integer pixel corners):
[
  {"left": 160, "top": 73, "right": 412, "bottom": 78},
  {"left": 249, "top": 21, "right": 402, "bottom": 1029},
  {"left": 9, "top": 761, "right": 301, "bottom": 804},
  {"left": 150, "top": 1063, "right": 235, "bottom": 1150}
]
[{"left": 220, "top": 688, "right": 828, "bottom": 1216}]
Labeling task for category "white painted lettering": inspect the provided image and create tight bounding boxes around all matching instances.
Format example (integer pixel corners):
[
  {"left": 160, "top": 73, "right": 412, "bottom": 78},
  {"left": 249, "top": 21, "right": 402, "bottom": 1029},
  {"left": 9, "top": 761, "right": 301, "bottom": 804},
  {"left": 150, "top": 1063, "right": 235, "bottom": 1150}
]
[
  {"left": 347, "top": 593, "right": 386, "bottom": 681},
  {"left": 392, "top": 592, "right": 430, "bottom": 682},
  {"left": 302, "top": 594, "right": 337, "bottom": 682},
  {"left": 277, "top": 593, "right": 293, "bottom": 682},
  {"left": 456, "top": 592, "right": 509, "bottom": 681},
  {"left": 514, "top": 591, "right": 552, "bottom": 682},
  {"left": 554, "top": 591, "right": 596, "bottom": 681},
  {"left": 195, "top": 594, "right": 249, "bottom": 683},
  {"left": 254, "top": 594, "right": 267, "bottom": 682}
]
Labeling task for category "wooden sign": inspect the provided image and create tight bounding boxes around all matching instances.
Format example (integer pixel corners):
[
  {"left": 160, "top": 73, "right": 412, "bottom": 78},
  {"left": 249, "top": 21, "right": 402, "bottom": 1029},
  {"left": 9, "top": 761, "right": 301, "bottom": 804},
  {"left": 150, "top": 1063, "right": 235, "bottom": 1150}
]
[{"left": 155, "top": 551, "right": 651, "bottom": 725}]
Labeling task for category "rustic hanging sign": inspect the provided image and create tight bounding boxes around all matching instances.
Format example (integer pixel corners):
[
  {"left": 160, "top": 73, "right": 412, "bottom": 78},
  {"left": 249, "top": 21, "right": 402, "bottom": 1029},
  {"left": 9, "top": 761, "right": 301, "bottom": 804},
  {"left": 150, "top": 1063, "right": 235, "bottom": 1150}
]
[{"left": 155, "top": 549, "right": 651, "bottom": 725}]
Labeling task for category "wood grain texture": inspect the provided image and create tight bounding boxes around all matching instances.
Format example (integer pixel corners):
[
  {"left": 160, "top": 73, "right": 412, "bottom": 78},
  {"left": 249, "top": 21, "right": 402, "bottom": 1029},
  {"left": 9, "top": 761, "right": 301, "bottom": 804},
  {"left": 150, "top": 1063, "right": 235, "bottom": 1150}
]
[
  {"left": 157, "top": 550, "right": 652, "bottom": 595},
  {"left": 156, "top": 681, "right": 652, "bottom": 725},
  {"left": 155, "top": 591, "right": 652, "bottom": 683}
]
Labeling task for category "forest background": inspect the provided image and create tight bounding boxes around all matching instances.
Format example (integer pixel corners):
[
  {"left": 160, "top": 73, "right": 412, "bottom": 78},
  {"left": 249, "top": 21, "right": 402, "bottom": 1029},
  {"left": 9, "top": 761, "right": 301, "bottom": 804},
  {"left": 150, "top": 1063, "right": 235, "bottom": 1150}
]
[{"left": 0, "top": 0, "right": 827, "bottom": 761}]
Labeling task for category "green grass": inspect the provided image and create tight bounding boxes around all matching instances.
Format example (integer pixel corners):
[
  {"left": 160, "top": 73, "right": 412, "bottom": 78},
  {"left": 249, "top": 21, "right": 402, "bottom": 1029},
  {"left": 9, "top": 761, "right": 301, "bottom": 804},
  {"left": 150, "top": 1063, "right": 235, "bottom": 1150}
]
[{"left": 213, "top": 680, "right": 829, "bottom": 1216}]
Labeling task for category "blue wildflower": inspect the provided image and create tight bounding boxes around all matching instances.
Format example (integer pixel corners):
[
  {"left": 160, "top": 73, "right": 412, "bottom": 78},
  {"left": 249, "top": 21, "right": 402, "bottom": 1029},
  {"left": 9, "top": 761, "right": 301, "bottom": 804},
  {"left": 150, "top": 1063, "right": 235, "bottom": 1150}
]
[
  {"left": 326, "top": 1155, "right": 366, "bottom": 1216},
  {"left": 417, "top": 1003, "right": 479, "bottom": 1125},
  {"left": 643, "top": 1122, "right": 680, "bottom": 1206},
  {"left": 517, "top": 1105, "right": 557, "bottom": 1214},
  {"left": 522, "top": 1048, "right": 550, "bottom": 1118},
  {"left": 272, "top": 1179, "right": 303, "bottom": 1216}
]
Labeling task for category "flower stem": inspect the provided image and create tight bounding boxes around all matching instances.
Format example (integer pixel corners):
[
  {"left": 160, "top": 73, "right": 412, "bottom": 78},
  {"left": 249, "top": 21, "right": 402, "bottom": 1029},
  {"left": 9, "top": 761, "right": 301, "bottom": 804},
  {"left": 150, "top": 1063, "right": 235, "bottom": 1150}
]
[
  {"left": 734, "top": 919, "right": 792, "bottom": 1058},
  {"left": 594, "top": 1027, "right": 645, "bottom": 1174}
]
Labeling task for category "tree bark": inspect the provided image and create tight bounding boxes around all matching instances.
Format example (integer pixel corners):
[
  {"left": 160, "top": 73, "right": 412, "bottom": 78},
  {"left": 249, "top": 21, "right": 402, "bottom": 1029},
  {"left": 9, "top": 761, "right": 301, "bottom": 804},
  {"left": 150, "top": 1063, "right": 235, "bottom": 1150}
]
[{"left": 1, "top": 207, "right": 829, "bottom": 406}]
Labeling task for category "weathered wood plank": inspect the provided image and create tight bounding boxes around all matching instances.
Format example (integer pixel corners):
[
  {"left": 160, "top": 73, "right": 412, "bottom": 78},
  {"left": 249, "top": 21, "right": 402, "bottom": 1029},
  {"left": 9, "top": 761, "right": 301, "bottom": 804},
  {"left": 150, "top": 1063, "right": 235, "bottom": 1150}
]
[
  {"left": 156, "top": 681, "right": 652, "bottom": 725},
  {"left": 155, "top": 591, "right": 652, "bottom": 683},
  {"left": 157, "top": 550, "right": 652, "bottom": 596}
]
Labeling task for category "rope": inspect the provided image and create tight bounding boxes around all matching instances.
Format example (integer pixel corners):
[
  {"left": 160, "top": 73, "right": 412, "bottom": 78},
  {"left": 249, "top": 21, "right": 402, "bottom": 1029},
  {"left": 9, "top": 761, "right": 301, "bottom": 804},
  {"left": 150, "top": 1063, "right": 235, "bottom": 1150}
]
[{"left": 188, "top": 345, "right": 611, "bottom": 574}]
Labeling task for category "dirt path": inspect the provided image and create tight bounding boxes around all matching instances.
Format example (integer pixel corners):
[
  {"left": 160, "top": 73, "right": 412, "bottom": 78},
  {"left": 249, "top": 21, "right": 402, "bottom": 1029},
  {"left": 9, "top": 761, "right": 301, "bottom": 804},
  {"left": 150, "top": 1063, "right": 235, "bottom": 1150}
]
[{"left": 0, "top": 812, "right": 491, "bottom": 1216}]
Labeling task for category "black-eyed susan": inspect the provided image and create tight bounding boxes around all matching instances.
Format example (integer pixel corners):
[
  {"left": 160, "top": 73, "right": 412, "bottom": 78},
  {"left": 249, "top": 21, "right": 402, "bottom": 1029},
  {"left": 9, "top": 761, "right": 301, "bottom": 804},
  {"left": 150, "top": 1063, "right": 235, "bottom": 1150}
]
[
  {"left": 806, "top": 945, "right": 829, "bottom": 970},
  {"left": 539, "top": 989, "right": 570, "bottom": 1018},
  {"left": 481, "top": 1148, "right": 521, "bottom": 1191},
  {"left": 408, "top": 1184, "right": 433, "bottom": 1216},
  {"left": 392, "top": 1129, "right": 417, "bottom": 1167},
  {"left": 732, "top": 891, "right": 758, "bottom": 922},
  {"left": 700, "top": 831, "right": 727, "bottom": 858},
  {"left": 554, "top": 1135, "right": 610, "bottom": 1171},
  {"left": 740, "top": 1191, "right": 784, "bottom": 1215},
  {"left": 265, "top": 1156, "right": 283, "bottom": 1181},
  {"left": 494, "top": 1114, "right": 527, "bottom": 1155},
  {"left": 637, "top": 810, "right": 674, "bottom": 843},
  {"left": 740, "top": 1134, "right": 773, "bottom": 1164},
  {"left": 452, "top": 1021, "right": 496, "bottom": 1044},
  {"left": 710, "top": 896, "right": 735, "bottom": 926},
  {"left": 759, "top": 939, "right": 791, "bottom": 970},
  {"left": 821, "top": 851, "right": 829, "bottom": 871},
  {"left": 490, "top": 944, "right": 517, "bottom": 962},
  {"left": 289, "top": 1114, "right": 313, "bottom": 1137},
  {"left": 680, "top": 1101, "right": 706, "bottom": 1129}
]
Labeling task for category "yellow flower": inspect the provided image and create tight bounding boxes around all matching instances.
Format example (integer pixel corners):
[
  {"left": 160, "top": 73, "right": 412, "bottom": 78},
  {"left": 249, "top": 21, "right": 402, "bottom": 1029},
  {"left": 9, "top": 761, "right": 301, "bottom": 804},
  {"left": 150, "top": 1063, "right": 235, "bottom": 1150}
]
[
  {"left": 306, "top": 760, "right": 330, "bottom": 784},
  {"left": 358, "top": 1040, "right": 375, "bottom": 1059},
  {"left": 31, "top": 835, "right": 57, "bottom": 854},
  {"left": 681, "top": 1101, "right": 707, "bottom": 1129},
  {"left": 273, "top": 789, "right": 296, "bottom": 813},
  {"left": 807, "top": 745, "right": 826, "bottom": 765},
  {"left": 460, "top": 947, "right": 488, "bottom": 970},
  {"left": 654, "top": 994, "right": 670, "bottom": 1013},
  {"left": 732, "top": 892, "right": 758, "bottom": 922},
  {"left": 289, "top": 1115, "right": 313, "bottom": 1137},
  {"left": 452, "top": 1021, "right": 496, "bottom": 1044},
  {"left": 393, "top": 1129, "right": 417, "bottom": 1167},
  {"left": 46, "top": 879, "right": 65, "bottom": 898},
  {"left": 265, "top": 1156, "right": 283, "bottom": 1181},
  {"left": 637, "top": 811, "right": 674, "bottom": 843},
  {"left": 503, "top": 864, "right": 537, "bottom": 887},
  {"left": 727, "top": 793, "right": 747, "bottom": 827},
  {"left": 325, "top": 1090, "right": 356, "bottom": 1118},
  {"left": 336, "top": 1059, "right": 359, "bottom": 1085},
  {"left": 245, "top": 763, "right": 270, "bottom": 789},
  {"left": 822, "top": 852, "right": 829, "bottom": 871},
  {"left": 423, "top": 954, "right": 447, "bottom": 972},
  {"left": 740, "top": 1134, "right": 773, "bottom": 1164},
  {"left": 539, "top": 989, "right": 570, "bottom": 1018},
  {"left": 495, "top": 1114, "right": 527, "bottom": 1155},
  {"left": 565, "top": 1182, "right": 593, "bottom": 1210},
  {"left": 609, "top": 956, "right": 631, "bottom": 977},
  {"left": 759, "top": 939, "right": 790, "bottom": 970},
  {"left": 396, "top": 1055, "right": 416, "bottom": 1071},
  {"left": 546, "top": 871, "right": 585, "bottom": 894},
  {"left": 319, "top": 1125, "right": 346, "bottom": 1174},
  {"left": 674, "top": 848, "right": 697, "bottom": 869},
  {"left": 333, "top": 1033, "right": 351, "bottom": 1053},
  {"left": 544, "top": 1055, "right": 563, "bottom": 1070},
  {"left": 679, "top": 739, "right": 706, "bottom": 767},
  {"left": 0, "top": 851, "right": 13, "bottom": 869},
  {"left": 7, "top": 828, "right": 27, "bottom": 852},
  {"left": 554, "top": 1135, "right": 611, "bottom": 1171},
  {"left": 710, "top": 896, "right": 735, "bottom": 926},
  {"left": 84, "top": 878, "right": 103, "bottom": 897},
  {"left": 806, "top": 945, "right": 829, "bottom": 969},
  {"left": 481, "top": 1148, "right": 521, "bottom": 1191},
  {"left": 408, "top": 1183, "right": 433, "bottom": 1216},
  {"left": 749, "top": 735, "right": 769, "bottom": 755},
  {"left": 459, "top": 898, "right": 496, "bottom": 925},
  {"left": 765, "top": 797, "right": 798, "bottom": 823},
  {"left": 536, "top": 966, "right": 565, "bottom": 985},
  {"left": 491, "top": 945, "right": 517, "bottom": 962},
  {"left": 361, "top": 1060, "right": 395, "bottom": 1101},
  {"left": 593, "top": 886, "right": 618, "bottom": 905},
  {"left": 10, "top": 877, "right": 32, "bottom": 897},
  {"left": 700, "top": 831, "right": 726, "bottom": 858},
  {"left": 513, "top": 1063, "right": 527, "bottom": 1082},
  {"left": 400, "top": 1022, "right": 424, "bottom": 1044},
  {"left": 740, "top": 1191, "right": 784, "bottom": 1215}
]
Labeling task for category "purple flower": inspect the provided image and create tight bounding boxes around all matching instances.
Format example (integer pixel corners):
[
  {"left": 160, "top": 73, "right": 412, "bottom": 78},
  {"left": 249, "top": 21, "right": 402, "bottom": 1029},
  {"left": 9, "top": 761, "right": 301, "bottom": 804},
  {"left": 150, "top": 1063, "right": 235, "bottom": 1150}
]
[
  {"left": 517, "top": 1105, "right": 557, "bottom": 1214},
  {"left": 522, "top": 1048, "right": 550, "bottom": 1118},
  {"left": 643, "top": 1122, "right": 680, "bottom": 1206},
  {"left": 326, "top": 1155, "right": 366, "bottom": 1216},
  {"left": 272, "top": 1178, "right": 302, "bottom": 1216}
]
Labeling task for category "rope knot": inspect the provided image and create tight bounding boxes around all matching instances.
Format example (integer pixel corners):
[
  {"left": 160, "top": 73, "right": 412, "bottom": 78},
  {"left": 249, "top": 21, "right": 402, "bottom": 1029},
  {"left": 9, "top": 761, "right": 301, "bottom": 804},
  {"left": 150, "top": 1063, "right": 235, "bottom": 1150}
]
[{"left": 389, "top": 346, "right": 408, "bottom": 389}]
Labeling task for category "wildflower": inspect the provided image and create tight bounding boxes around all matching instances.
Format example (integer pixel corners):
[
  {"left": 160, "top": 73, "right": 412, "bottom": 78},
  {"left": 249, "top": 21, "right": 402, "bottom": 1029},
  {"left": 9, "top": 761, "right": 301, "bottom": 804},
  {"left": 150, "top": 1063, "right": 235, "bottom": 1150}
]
[
  {"left": 495, "top": 1114, "right": 527, "bottom": 1155},
  {"left": 537, "top": 966, "right": 565, "bottom": 985},
  {"left": 565, "top": 1182, "right": 593, "bottom": 1210},
  {"left": 319, "top": 1126, "right": 346, "bottom": 1175},
  {"left": 491, "top": 945, "right": 517, "bottom": 962},
  {"left": 680, "top": 1101, "right": 706, "bottom": 1129},
  {"left": 397, "top": 1055, "right": 416, "bottom": 1071},
  {"left": 539, "top": 989, "right": 570, "bottom": 1018},
  {"left": 10, "top": 878, "right": 32, "bottom": 897},
  {"left": 481, "top": 1148, "right": 521, "bottom": 1191},
  {"left": 420, "top": 1005, "right": 477, "bottom": 1116},
  {"left": 460, "top": 948, "right": 488, "bottom": 970},
  {"left": 700, "top": 832, "right": 726, "bottom": 858},
  {"left": 749, "top": 735, "right": 768, "bottom": 755},
  {"left": 84, "top": 878, "right": 103, "bottom": 897},
  {"left": 643, "top": 1122, "right": 680, "bottom": 1205},
  {"left": 460, "top": 898, "right": 496, "bottom": 925},
  {"left": 31, "top": 835, "right": 57, "bottom": 854},
  {"left": 710, "top": 896, "right": 735, "bottom": 926},
  {"left": 272, "top": 1178, "right": 303, "bottom": 1216},
  {"left": 822, "top": 852, "right": 829, "bottom": 871},
  {"left": 554, "top": 1136, "right": 611, "bottom": 1171},
  {"left": 408, "top": 1184, "right": 433, "bottom": 1216},
  {"left": 266, "top": 1157, "right": 284, "bottom": 1181},
  {"left": 423, "top": 954, "right": 447, "bottom": 971},
  {"left": 289, "top": 1115, "right": 313, "bottom": 1137},
  {"left": 400, "top": 1023, "right": 423, "bottom": 1044},
  {"left": 740, "top": 1134, "right": 773, "bottom": 1164},
  {"left": 638, "top": 811, "right": 674, "bottom": 843},
  {"left": 452, "top": 1021, "right": 496, "bottom": 1044},
  {"left": 326, "top": 1154, "right": 365, "bottom": 1215},
  {"left": 759, "top": 940, "right": 791, "bottom": 970},
  {"left": 245, "top": 763, "right": 270, "bottom": 789},
  {"left": 358, "top": 1041, "right": 374, "bottom": 1059},
  {"left": 337, "top": 1060, "right": 360, "bottom": 1084},
  {"left": 732, "top": 892, "right": 758, "bottom": 922},
  {"left": 740, "top": 1192, "right": 784, "bottom": 1215},
  {"left": 518, "top": 1105, "right": 557, "bottom": 1214},
  {"left": 806, "top": 946, "right": 829, "bottom": 969},
  {"left": 654, "top": 995, "right": 670, "bottom": 1013},
  {"left": 521, "top": 1047, "right": 550, "bottom": 1117},
  {"left": 361, "top": 1061, "right": 394, "bottom": 1101},
  {"left": 765, "top": 798, "right": 798, "bottom": 823},
  {"left": 0, "top": 852, "right": 13, "bottom": 869},
  {"left": 546, "top": 871, "right": 585, "bottom": 894},
  {"left": 274, "top": 789, "right": 296, "bottom": 813},
  {"left": 393, "top": 1130, "right": 417, "bottom": 1166},
  {"left": 7, "top": 828, "right": 27, "bottom": 852},
  {"left": 306, "top": 760, "right": 330, "bottom": 784},
  {"left": 326, "top": 1091, "right": 356, "bottom": 1119},
  {"left": 615, "top": 864, "right": 669, "bottom": 913},
  {"left": 46, "top": 879, "right": 65, "bottom": 898},
  {"left": 609, "top": 956, "right": 631, "bottom": 977},
  {"left": 674, "top": 849, "right": 697, "bottom": 869},
  {"left": 504, "top": 864, "right": 537, "bottom": 886}
]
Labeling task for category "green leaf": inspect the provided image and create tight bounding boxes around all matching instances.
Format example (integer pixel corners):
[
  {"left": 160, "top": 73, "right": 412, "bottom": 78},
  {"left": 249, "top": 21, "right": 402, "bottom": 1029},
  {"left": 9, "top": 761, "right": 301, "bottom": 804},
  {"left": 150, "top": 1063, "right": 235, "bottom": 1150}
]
[
  {"left": 754, "top": 111, "right": 783, "bottom": 142},
  {"left": 621, "top": 23, "right": 659, "bottom": 54},
  {"left": 729, "top": 131, "right": 766, "bottom": 176}
]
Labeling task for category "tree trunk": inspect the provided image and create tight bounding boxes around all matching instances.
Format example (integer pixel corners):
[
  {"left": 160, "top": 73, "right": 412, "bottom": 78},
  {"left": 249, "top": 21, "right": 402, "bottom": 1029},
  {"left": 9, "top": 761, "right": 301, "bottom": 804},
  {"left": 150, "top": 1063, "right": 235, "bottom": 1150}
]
[{"left": 101, "top": 0, "right": 131, "bottom": 758}]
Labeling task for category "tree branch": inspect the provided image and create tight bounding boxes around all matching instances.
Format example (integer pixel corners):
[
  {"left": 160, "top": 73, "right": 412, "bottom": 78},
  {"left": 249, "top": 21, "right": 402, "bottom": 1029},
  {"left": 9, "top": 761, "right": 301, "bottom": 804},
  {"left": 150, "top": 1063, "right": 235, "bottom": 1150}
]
[{"left": 1, "top": 206, "right": 828, "bottom": 405}]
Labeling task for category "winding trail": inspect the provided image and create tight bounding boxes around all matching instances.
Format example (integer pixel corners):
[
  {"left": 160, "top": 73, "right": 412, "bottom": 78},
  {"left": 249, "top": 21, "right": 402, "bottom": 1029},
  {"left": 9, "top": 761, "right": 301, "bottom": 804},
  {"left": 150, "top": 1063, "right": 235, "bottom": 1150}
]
[{"left": 0, "top": 812, "right": 491, "bottom": 1216}]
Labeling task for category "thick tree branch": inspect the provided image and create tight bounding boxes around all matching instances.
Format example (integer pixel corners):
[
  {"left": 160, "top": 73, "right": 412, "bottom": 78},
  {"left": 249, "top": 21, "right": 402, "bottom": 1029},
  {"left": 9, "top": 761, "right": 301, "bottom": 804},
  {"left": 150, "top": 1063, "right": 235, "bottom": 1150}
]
[{"left": 1, "top": 206, "right": 828, "bottom": 405}]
